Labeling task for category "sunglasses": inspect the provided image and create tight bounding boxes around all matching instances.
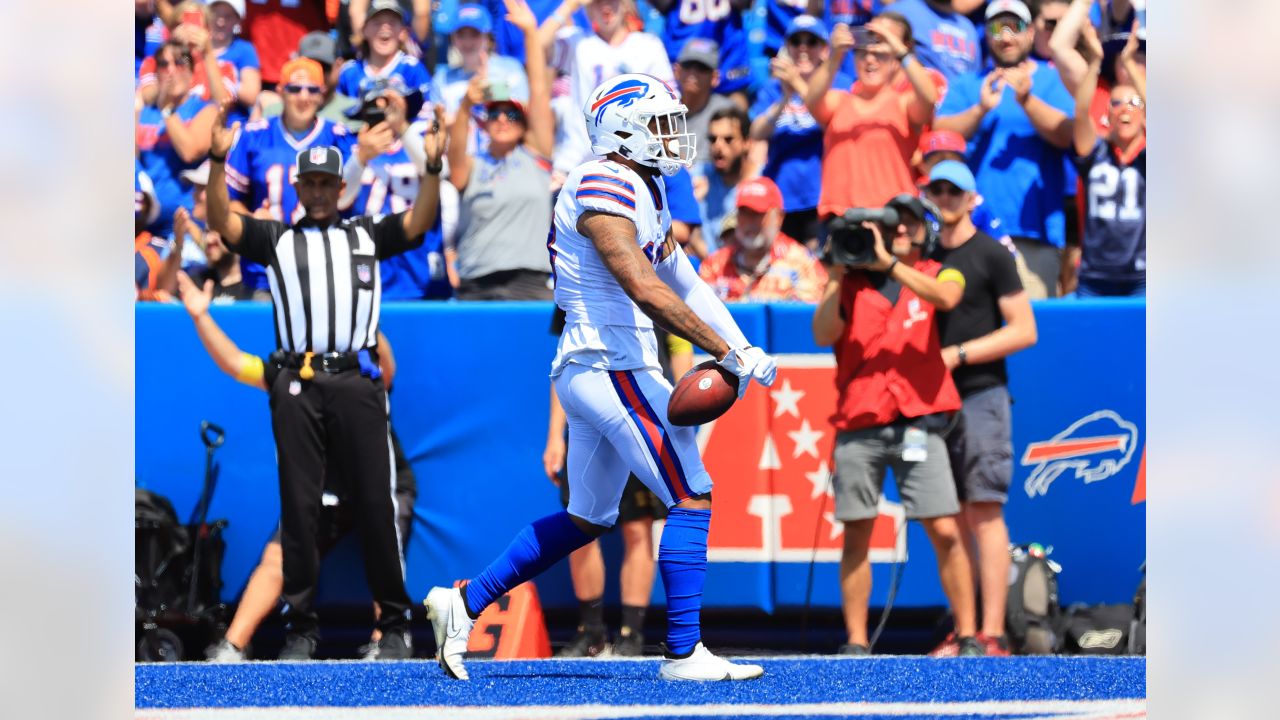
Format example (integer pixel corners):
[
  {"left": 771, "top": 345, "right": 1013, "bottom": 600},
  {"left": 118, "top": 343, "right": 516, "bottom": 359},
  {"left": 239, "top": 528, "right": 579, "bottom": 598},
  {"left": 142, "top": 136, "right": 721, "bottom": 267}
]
[
  {"left": 853, "top": 48, "right": 895, "bottom": 62},
  {"left": 284, "top": 84, "right": 323, "bottom": 95},
  {"left": 987, "top": 18, "right": 1029, "bottom": 36},
  {"left": 156, "top": 56, "right": 193, "bottom": 70},
  {"left": 787, "top": 33, "right": 824, "bottom": 48},
  {"left": 485, "top": 107, "right": 524, "bottom": 123},
  {"left": 1109, "top": 96, "right": 1145, "bottom": 110},
  {"left": 925, "top": 182, "right": 966, "bottom": 198}
]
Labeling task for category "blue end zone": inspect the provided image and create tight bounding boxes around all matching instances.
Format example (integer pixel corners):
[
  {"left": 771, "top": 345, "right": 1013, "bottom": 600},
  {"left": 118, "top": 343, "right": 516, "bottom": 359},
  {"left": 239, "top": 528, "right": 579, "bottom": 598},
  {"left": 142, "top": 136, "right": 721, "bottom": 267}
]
[{"left": 136, "top": 656, "right": 1145, "bottom": 713}]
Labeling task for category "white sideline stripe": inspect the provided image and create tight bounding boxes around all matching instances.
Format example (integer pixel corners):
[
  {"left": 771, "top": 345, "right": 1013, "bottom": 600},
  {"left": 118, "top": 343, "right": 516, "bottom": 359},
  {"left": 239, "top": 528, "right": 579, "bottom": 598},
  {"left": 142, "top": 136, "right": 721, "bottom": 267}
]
[{"left": 137, "top": 699, "right": 1146, "bottom": 720}]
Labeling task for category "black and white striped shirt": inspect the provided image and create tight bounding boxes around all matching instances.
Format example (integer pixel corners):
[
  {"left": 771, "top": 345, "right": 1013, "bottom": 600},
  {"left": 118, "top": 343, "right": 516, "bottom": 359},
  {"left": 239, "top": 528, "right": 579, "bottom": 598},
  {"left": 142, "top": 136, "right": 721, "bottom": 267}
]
[{"left": 236, "top": 213, "right": 421, "bottom": 353}]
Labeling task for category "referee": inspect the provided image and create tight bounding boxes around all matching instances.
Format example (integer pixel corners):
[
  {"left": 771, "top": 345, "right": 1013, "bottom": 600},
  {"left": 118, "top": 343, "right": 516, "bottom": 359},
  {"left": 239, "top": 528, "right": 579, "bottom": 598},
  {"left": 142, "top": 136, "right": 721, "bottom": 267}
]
[{"left": 205, "top": 103, "right": 447, "bottom": 659}]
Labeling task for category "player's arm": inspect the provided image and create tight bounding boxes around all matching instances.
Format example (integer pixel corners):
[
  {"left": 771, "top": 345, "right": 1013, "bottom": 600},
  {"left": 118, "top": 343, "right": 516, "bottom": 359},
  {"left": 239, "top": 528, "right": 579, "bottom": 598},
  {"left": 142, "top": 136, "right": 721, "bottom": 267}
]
[
  {"left": 652, "top": 236, "right": 751, "bottom": 351},
  {"left": 401, "top": 105, "right": 447, "bottom": 240},
  {"left": 176, "top": 271, "right": 267, "bottom": 390},
  {"left": 578, "top": 211, "right": 731, "bottom": 360}
]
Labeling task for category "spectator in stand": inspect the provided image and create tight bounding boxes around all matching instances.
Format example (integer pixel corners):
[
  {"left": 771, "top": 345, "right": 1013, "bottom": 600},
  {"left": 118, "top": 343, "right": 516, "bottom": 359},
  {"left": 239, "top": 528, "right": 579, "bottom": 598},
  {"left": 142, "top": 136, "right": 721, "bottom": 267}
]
[
  {"left": 751, "top": 15, "right": 853, "bottom": 250},
  {"left": 886, "top": 0, "right": 980, "bottom": 83},
  {"left": 1064, "top": 23, "right": 1145, "bottom": 297},
  {"left": 556, "top": 0, "right": 674, "bottom": 177},
  {"left": 698, "top": 177, "right": 827, "bottom": 302},
  {"left": 805, "top": 15, "right": 940, "bottom": 221},
  {"left": 914, "top": 130, "right": 1048, "bottom": 298},
  {"left": 136, "top": 166, "right": 175, "bottom": 302},
  {"left": 241, "top": 0, "right": 329, "bottom": 90},
  {"left": 137, "top": 1, "right": 169, "bottom": 77},
  {"left": 652, "top": 0, "right": 752, "bottom": 101},
  {"left": 349, "top": 0, "right": 433, "bottom": 61},
  {"left": 762, "top": 0, "right": 823, "bottom": 58},
  {"left": 340, "top": 90, "right": 452, "bottom": 299},
  {"left": 171, "top": 161, "right": 252, "bottom": 300},
  {"left": 665, "top": 167, "right": 709, "bottom": 262},
  {"left": 1031, "top": 0, "right": 1069, "bottom": 62},
  {"left": 485, "top": 0, "right": 589, "bottom": 63},
  {"left": 920, "top": 160, "right": 1037, "bottom": 658},
  {"left": 694, "top": 106, "right": 756, "bottom": 256},
  {"left": 1050, "top": 0, "right": 1145, "bottom": 136},
  {"left": 811, "top": 194, "right": 980, "bottom": 657},
  {"left": 137, "top": 3, "right": 237, "bottom": 110},
  {"left": 208, "top": 0, "right": 263, "bottom": 127},
  {"left": 258, "top": 32, "right": 360, "bottom": 127},
  {"left": 674, "top": 39, "right": 738, "bottom": 162},
  {"left": 430, "top": 4, "right": 530, "bottom": 124},
  {"left": 823, "top": 0, "right": 879, "bottom": 79},
  {"left": 136, "top": 41, "right": 218, "bottom": 238},
  {"left": 936, "top": 0, "right": 1075, "bottom": 296},
  {"left": 136, "top": 166, "right": 162, "bottom": 236},
  {"left": 225, "top": 57, "right": 355, "bottom": 297},
  {"left": 337, "top": 0, "right": 432, "bottom": 121},
  {"left": 446, "top": 0, "right": 555, "bottom": 300}
]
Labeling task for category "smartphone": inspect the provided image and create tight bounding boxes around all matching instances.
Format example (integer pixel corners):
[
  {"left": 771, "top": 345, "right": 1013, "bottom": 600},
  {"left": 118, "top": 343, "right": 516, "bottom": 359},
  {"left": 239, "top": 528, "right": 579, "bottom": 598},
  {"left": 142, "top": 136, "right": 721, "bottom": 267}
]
[
  {"left": 182, "top": 8, "right": 204, "bottom": 29},
  {"left": 852, "top": 26, "right": 878, "bottom": 48}
]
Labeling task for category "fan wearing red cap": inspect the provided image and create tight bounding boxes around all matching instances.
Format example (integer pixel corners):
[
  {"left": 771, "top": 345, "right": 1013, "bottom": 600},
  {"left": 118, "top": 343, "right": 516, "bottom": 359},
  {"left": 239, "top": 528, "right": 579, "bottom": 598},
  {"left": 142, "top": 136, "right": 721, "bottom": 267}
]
[{"left": 697, "top": 177, "right": 828, "bottom": 303}]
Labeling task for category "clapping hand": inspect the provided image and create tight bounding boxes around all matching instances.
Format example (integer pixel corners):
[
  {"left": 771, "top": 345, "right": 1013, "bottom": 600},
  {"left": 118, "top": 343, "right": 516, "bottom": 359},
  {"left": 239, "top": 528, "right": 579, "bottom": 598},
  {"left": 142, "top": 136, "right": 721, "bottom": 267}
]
[
  {"left": 979, "top": 70, "right": 1004, "bottom": 111},
  {"left": 176, "top": 270, "right": 214, "bottom": 319},
  {"left": 831, "top": 23, "right": 854, "bottom": 55},
  {"left": 1000, "top": 61, "right": 1033, "bottom": 104},
  {"left": 210, "top": 103, "right": 239, "bottom": 158},
  {"left": 503, "top": 0, "right": 538, "bottom": 35}
]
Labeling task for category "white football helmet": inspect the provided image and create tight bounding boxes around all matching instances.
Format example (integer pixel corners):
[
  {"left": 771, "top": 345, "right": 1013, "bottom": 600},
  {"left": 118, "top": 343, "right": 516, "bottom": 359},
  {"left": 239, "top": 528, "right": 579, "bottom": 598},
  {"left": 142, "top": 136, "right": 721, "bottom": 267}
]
[{"left": 582, "top": 73, "right": 695, "bottom": 177}]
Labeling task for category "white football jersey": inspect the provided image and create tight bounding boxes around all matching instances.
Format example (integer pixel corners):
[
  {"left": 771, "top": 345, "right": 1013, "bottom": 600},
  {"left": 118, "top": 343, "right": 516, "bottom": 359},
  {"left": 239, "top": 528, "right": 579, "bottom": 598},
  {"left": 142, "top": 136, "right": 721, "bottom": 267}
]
[{"left": 549, "top": 159, "right": 674, "bottom": 376}]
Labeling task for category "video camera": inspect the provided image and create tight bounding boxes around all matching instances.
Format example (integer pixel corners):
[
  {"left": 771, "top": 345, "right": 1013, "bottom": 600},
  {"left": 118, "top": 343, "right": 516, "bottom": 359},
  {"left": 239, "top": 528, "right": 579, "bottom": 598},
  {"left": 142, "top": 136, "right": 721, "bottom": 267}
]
[{"left": 826, "top": 207, "right": 900, "bottom": 267}]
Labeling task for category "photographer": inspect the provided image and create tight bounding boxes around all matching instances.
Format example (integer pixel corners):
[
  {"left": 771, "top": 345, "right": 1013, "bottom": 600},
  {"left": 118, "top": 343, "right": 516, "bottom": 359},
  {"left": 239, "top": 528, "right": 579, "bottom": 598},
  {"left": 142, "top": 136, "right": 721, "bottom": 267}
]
[{"left": 812, "top": 196, "right": 981, "bottom": 657}]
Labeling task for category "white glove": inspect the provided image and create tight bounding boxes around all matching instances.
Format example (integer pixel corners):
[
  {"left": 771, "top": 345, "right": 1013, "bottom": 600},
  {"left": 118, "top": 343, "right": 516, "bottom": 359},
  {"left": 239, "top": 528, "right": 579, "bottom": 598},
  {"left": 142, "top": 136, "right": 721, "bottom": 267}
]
[{"left": 717, "top": 346, "right": 777, "bottom": 399}]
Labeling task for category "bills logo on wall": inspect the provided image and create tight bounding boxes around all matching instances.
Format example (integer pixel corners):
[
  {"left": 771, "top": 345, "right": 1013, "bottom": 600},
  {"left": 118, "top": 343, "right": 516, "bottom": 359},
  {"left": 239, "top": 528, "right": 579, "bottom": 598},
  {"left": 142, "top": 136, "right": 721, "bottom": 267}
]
[
  {"left": 1020, "top": 410, "right": 1139, "bottom": 499},
  {"left": 698, "top": 355, "right": 906, "bottom": 564}
]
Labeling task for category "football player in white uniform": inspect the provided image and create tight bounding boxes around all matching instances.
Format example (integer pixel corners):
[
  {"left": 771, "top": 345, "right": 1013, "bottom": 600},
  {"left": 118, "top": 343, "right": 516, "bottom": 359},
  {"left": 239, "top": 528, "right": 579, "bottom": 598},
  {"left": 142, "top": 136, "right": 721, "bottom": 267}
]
[{"left": 426, "top": 73, "right": 776, "bottom": 682}]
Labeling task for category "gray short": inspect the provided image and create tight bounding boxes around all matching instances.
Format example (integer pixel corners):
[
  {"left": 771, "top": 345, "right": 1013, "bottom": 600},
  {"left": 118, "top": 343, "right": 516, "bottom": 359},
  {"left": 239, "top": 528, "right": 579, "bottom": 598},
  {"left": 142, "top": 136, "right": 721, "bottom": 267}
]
[
  {"left": 945, "top": 385, "right": 1014, "bottom": 504},
  {"left": 832, "top": 423, "right": 960, "bottom": 521}
]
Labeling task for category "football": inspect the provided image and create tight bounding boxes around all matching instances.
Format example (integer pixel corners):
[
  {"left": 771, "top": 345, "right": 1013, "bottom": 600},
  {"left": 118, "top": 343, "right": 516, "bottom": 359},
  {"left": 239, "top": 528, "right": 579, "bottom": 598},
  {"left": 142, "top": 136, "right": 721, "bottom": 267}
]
[{"left": 667, "top": 360, "right": 739, "bottom": 426}]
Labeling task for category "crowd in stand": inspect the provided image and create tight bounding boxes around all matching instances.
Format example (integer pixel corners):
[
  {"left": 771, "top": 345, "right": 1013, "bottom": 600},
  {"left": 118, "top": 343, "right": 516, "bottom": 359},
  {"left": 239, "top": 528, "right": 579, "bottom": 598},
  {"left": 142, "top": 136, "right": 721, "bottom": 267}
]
[{"left": 135, "top": 0, "right": 1145, "bottom": 304}]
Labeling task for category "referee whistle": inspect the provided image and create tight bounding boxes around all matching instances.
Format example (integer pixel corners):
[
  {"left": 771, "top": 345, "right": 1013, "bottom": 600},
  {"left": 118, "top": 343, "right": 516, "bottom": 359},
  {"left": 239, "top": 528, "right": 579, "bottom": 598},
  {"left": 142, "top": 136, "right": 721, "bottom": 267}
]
[{"left": 300, "top": 351, "right": 315, "bottom": 381}]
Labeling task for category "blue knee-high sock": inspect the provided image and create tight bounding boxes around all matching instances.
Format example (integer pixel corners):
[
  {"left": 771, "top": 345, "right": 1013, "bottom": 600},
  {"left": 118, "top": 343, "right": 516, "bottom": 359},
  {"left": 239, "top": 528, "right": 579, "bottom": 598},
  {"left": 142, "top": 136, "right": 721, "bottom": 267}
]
[
  {"left": 659, "top": 507, "right": 711, "bottom": 656},
  {"left": 465, "top": 511, "right": 593, "bottom": 617}
]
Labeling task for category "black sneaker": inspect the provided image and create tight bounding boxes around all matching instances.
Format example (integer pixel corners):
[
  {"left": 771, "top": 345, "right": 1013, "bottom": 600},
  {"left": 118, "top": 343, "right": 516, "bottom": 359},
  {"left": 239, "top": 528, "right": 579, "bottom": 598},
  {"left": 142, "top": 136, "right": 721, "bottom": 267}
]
[
  {"left": 957, "top": 636, "right": 986, "bottom": 657},
  {"left": 613, "top": 628, "right": 644, "bottom": 656},
  {"left": 558, "top": 627, "right": 610, "bottom": 657},
  {"left": 375, "top": 629, "right": 413, "bottom": 660},
  {"left": 278, "top": 633, "right": 317, "bottom": 661},
  {"left": 838, "top": 643, "right": 871, "bottom": 656}
]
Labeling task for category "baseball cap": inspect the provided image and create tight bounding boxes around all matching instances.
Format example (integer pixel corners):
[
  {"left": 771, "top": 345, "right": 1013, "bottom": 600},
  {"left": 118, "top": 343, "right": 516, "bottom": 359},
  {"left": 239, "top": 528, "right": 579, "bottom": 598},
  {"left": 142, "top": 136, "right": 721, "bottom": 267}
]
[
  {"left": 280, "top": 57, "right": 325, "bottom": 86},
  {"left": 919, "top": 130, "right": 968, "bottom": 158},
  {"left": 295, "top": 146, "right": 344, "bottom": 178},
  {"left": 719, "top": 211, "right": 738, "bottom": 237},
  {"left": 985, "top": 0, "right": 1032, "bottom": 25},
  {"left": 369, "top": 0, "right": 408, "bottom": 22},
  {"left": 784, "top": 15, "right": 830, "bottom": 45},
  {"left": 298, "top": 31, "right": 337, "bottom": 67},
  {"left": 181, "top": 160, "right": 211, "bottom": 186},
  {"left": 677, "top": 38, "right": 720, "bottom": 71},
  {"left": 209, "top": 0, "right": 246, "bottom": 19},
  {"left": 926, "top": 160, "right": 976, "bottom": 193},
  {"left": 735, "top": 177, "right": 784, "bottom": 214},
  {"left": 452, "top": 4, "right": 493, "bottom": 34}
]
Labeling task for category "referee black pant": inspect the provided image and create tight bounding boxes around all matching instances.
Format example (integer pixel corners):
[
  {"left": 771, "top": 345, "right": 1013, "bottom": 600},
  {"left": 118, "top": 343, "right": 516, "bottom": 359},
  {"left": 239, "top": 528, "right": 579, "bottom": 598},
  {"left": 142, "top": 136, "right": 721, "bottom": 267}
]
[{"left": 269, "top": 367, "right": 411, "bottom": 638}]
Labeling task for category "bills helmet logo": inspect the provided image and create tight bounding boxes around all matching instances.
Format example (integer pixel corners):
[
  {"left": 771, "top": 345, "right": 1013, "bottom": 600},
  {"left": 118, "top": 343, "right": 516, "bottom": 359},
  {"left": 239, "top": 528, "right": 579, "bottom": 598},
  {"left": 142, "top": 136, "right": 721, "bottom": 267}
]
[
  {"left": 1021, "top": 410, "right": 1139, "bottom": 498},
  {"left": 591, "top": 78, "right": 649, "bottom": 125},
  {"left": 356, "top": 263, "right": 372, "bottom": 284}
]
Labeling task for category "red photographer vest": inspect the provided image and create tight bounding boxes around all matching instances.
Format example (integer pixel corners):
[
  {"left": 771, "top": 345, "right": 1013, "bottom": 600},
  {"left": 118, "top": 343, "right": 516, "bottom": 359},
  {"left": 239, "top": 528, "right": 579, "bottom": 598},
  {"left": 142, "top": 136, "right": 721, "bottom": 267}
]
[{"left": 830, "top": 261, "right": 962, "bottom": 432}]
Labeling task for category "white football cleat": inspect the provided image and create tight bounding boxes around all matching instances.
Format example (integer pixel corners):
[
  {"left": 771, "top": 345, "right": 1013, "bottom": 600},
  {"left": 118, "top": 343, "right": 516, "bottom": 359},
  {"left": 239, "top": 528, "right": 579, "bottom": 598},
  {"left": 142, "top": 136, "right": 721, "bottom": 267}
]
[
  {"left": 424, "top": 586, "right": 475, "bottom": 680},
  {"left": 659, "top": 642, "right": 764, "bottom": 681}
]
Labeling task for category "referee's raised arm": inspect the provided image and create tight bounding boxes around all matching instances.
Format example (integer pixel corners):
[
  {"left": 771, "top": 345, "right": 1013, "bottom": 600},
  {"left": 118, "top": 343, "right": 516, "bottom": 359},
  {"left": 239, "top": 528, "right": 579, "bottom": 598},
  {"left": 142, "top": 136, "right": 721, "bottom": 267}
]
[
  {"left": 206, "top": 103, "right": 245, "bottom": 247},
  {"left": 400, "top": 104, "right": 448, "bottom": 240}
]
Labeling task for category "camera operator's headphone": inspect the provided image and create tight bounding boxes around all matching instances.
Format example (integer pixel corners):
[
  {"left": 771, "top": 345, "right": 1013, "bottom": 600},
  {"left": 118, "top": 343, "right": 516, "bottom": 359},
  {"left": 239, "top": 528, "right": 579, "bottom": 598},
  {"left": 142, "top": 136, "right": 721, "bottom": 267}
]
[{"left": 887, "top": 194, "right": 944, "bottom": 258}]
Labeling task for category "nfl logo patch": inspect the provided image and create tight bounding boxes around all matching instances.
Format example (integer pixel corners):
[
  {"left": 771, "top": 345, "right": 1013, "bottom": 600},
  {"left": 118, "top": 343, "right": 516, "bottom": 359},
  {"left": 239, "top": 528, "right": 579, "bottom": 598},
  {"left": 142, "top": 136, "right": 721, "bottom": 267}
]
[
  {"left": 309, "top": 147, "right": 328, "bottom": 164},
  {"left": 357, "top": 263, "right": 372, "bottom": 283}
]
